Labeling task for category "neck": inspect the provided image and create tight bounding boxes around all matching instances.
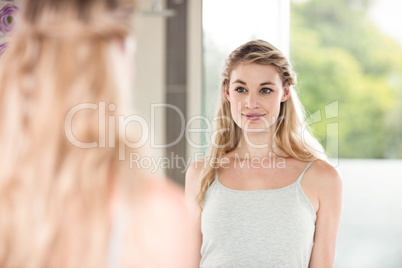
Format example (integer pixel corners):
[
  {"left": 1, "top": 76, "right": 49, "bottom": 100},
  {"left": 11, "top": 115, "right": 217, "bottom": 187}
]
[{"left": 236, "top": 130, "right": 279, "bottom": 159}]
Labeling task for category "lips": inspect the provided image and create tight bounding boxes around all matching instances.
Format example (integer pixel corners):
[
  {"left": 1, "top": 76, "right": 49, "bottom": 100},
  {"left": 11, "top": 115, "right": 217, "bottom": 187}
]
[{"left": 242, "top": 113, "right": 265, "bottom": 121}]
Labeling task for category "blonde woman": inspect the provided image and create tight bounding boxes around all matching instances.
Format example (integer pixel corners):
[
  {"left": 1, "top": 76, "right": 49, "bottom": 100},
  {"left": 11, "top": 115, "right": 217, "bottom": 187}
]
[
  {"left": 186, "top": 40, "right": 342, "bottom": 267},
  {"left": 0, "top": 0, "right": 197, "bottom": 267}
]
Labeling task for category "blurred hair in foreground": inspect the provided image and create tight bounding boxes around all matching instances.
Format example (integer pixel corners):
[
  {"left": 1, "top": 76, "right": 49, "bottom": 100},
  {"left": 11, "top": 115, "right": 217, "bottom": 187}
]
[{"left": 0, "top": 0, "right": 196, "bottom": 267}]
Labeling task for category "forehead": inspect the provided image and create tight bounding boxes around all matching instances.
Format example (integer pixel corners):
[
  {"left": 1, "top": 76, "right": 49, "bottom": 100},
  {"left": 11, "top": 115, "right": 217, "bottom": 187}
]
[{"left": 230, "top": 63, "right": 282, "bottom": 84}]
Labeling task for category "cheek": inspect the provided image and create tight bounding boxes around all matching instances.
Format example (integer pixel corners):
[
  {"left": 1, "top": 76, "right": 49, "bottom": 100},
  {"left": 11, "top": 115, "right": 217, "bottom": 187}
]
[
  {"left": 227, "top": 94, "right": 242, "bottom": 107},
  {"left": 272, "top": 100, "right": 282, "bottom": 116},
  {"left": 274, "top": 101, "right": 285, "bottom": 122},
  {"left": 261, "top": 97, "right": 282, "bottom": 120},
  {"left": 229, "top": 100, "right": 239, "bottom": 118},
  {"left": 227, "top": 97, "right": 241, "bottom": 123}
]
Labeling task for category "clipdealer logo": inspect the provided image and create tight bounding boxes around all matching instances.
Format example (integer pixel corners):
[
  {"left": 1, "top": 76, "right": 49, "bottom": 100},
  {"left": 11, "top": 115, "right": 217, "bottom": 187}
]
[{"left": 64, "top": 101, "right": 339, "bottom": 165}]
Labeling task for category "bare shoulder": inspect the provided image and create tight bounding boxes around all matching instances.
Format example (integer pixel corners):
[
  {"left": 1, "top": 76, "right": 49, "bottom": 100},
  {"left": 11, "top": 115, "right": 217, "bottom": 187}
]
[
  {"left": 128, "top": 176, "right": 198, "bottom": 268},
  {"left": 140, "top": 175, "right": 187, "bottom": 211},
  {"left": 309, "top": 160, "right": 342, "bottom": 197},
  {"left": 136, "top": 176, "right": 192, "bottom": 244},
  {"left": 118, "top": 172, "right": 188, "bottom": 222},
  {"left": 185, "top": 158, "right": 206, "bottom": 186},
  {"left": 310, "top": 160, "right": 342, "bottom": 183}
]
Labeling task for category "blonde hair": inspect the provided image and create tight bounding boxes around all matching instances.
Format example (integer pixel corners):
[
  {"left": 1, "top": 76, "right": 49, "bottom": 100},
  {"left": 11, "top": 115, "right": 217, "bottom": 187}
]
[
  {"left": 0, "top": 0, "right": 137, "bottom": 266},
  {"left": 196, "top": 40, "right": 326, "bottom": 208}
]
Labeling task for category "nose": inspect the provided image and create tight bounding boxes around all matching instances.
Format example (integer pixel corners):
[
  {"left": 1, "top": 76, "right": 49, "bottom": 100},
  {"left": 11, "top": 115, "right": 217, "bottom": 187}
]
[{"left": 245, "top": 93, "right": 260, "bottom": 109}]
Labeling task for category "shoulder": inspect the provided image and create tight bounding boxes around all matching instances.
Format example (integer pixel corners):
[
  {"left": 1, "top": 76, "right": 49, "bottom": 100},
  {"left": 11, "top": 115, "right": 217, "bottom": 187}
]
[
  {"left": 185, "top": 158, "right": 206, "bottom": 186},
  {"left": 309, "top": 160, "right": 342, "bottom": 201},
  {"left": 134, "top": 176, "right": 192, "bottom": 241},
  {"left": 185, "top": 158, "right": 210, "bottom": 214},
  {"left": 310, "top": 160, "right": 342, "bottom": 186},
  {"left": 141, "top": 175, "right": 187, "bottom": 211},
  {"left": 126, "top": 176, "right": 198, "bottom": 267},
  {"left": 117, "top": 172, "right": 188, "bottom": 218}
]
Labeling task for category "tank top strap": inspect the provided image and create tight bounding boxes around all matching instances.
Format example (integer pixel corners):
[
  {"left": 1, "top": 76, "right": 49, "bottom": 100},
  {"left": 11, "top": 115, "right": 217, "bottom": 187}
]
[{"left": 296, "top": 161, "right": 313, "bottom": 183}]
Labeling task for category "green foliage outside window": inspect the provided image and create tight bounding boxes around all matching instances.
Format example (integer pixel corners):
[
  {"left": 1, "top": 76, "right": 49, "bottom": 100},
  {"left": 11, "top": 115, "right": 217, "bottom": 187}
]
[{"left": 291, "top": 0, "right": 402, "bottom": 158}]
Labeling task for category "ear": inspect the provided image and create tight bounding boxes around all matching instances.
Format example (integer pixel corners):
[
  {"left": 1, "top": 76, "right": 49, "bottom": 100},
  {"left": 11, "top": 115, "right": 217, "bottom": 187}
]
[
  {"left": 224, "top": 81, "right": 231, "bottom": 102},
  {"left": 281, "top": 83, "right": 291, "bottom": 102}
]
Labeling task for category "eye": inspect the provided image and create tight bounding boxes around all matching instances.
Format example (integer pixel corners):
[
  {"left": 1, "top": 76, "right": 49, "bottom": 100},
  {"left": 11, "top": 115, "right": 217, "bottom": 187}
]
[
  {"left": 235, "top": 87, "right": 247, "bottom": 93},
  {"left": 260, "top": 88, "right": 272, "bottom": 94}
]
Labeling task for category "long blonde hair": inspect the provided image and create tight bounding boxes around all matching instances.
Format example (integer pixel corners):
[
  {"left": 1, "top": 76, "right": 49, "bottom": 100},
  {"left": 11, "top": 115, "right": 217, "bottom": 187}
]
[
  {"left": 196, "top": 40, "right": 326, "bottom": 208},
  {"left": 0, "top": 0, "right": 137, "bottom": 266}
]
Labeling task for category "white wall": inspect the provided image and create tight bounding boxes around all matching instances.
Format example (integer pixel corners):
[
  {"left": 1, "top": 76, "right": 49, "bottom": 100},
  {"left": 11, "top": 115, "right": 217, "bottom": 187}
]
[
  {"left": 186, "top": 0, "right": 204, "bottom": 163},
  {"left": 133, "top": 0, "right": 167, "bottom": 175}
]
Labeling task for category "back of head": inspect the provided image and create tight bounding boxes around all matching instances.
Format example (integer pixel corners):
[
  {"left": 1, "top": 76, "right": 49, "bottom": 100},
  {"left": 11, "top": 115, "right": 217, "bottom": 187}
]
[
  {"left": 21, "top": 0, "right": 135, "bottom": 37},
  {"left": 0, "top": 0, "right": 136, "bottom": 266}
]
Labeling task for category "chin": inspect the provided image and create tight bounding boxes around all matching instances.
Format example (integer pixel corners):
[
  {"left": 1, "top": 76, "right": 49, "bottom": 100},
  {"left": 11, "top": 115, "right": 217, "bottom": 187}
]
[{"left": 241, "top": 126, "right": 273, "bottom": 133}]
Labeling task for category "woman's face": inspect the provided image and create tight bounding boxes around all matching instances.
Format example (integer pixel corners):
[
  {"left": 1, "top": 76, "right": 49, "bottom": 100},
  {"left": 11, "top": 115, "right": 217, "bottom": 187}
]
[{"left": 225, "top": 63, "right": 290, "bottom": 133}]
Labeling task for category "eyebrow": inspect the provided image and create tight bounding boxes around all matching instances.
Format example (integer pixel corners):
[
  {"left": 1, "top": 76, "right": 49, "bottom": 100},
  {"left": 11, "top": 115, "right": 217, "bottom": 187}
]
[{"left": 232, "top": 79, "right": 276, "bottom": 86}]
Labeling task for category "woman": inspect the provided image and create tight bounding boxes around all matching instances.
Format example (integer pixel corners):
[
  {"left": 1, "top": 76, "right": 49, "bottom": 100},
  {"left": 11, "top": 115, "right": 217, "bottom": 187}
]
[
  {"left": 0, "top": 0, "right": 196, "bottom": 267},
  {"left": 186, "top": 40, "right": 342, "bottom": 267}
]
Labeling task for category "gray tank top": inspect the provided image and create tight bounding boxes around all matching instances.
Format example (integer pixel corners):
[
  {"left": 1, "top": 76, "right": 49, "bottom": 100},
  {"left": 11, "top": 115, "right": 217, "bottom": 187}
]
[{"left": 201, "top": 161, "right": 316, "bottom": 268}]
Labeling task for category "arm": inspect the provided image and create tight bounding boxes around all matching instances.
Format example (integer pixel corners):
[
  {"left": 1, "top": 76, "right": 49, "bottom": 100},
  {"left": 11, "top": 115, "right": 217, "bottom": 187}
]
[
  {"left": 185, "top": 161, "right": 204, "bottom": 267},
  {"left": 309, "top": 163, "right": 343, "bottom": 268}
]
